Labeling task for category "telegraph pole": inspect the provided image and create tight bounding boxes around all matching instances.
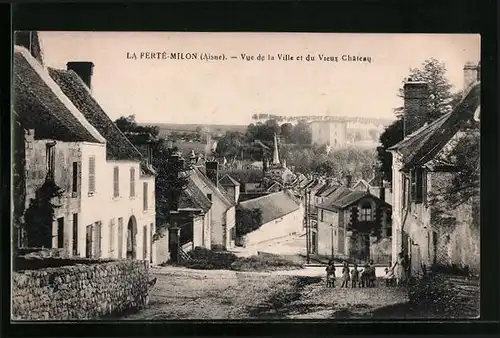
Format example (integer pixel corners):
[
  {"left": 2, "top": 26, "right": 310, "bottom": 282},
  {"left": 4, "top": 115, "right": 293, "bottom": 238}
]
[{"left": 306, "top": 188, "right": 310, "bottom": 264}]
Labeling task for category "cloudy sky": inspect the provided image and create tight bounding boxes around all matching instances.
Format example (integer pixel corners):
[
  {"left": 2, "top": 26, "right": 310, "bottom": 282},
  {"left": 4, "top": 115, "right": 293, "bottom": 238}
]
[{"left": 39, "top": 32, "right": 480, "bottom": 125}]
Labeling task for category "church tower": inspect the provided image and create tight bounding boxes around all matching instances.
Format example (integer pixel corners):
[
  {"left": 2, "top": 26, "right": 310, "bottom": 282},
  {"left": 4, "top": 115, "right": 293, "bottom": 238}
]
[{"left": 272, "top": 132, "right": 280, "bottom": 165}]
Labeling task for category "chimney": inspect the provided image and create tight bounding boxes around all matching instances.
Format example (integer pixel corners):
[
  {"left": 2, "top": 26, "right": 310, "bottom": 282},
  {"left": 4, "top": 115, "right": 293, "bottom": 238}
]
[
  {"left": 67, "top": 61, "right": 94, "bottom": 90},
  {"left": 345, "top": 174, "right": 352, "bottom": 188},
  {"left": 205, "top": 161, "right": 219, "bottom": 187},
  {"left": 403, "top": 79, "right": 429, "bottom": 137},
  {"left": 463, "top": 61, "right": 480, "bottom": 91}
]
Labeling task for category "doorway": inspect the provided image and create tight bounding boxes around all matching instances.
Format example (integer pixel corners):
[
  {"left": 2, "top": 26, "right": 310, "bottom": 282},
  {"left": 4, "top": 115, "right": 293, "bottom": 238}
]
[{"left": 127, "top": 215, "right": 137, "bottom": 259}]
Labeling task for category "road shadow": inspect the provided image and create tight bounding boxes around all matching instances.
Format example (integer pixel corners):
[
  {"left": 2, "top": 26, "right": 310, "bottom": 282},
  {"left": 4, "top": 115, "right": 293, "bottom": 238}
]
[{"left": 246, "top": 276, "right": 322, "bottom": 318}]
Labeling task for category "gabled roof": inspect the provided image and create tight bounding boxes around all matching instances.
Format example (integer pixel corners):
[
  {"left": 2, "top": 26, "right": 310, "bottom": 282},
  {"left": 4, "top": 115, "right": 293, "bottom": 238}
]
[
  {"left": 178, "top": 176, "right": 212, "bottom": 213},
  {"left": 317, "top": 187, "right": 352, "bottom": 210},
  {"left": 352, "top": 179, "right": 370, "bottom": 191},
  {"left": 318, "top": 189, "right": 390, "bottom": 211},
  {"left": 48, "top": 68, "right": 144, "bottom": 161},
  {"left": 218, "top": 174, "right": 240, "bottom": 187},
  {"left": 318, "top": 184, "right": 340, "bottom": 197},
  {"left": 13, "top": 46, "right": 105, "bottom": 144},
  {"left": 238, "top": 191, "right": 300, "bottom": 226},
  {"left": 191, "top": 167, "right": 235, "bottom": 208},
  {"left": 388, "top": 81, "right": 480, "bottom": 171}
]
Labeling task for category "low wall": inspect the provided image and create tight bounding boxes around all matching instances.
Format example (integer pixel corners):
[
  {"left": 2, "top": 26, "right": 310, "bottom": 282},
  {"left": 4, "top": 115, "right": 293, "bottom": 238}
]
[{"left": 12, "top": 260, "right": 150, "bottom": 320}]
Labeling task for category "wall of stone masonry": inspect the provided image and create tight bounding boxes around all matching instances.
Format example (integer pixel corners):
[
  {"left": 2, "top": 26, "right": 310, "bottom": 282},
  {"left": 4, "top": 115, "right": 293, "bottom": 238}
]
[{"left": 12, "top": 260, "right": 150, "bottom": 320}]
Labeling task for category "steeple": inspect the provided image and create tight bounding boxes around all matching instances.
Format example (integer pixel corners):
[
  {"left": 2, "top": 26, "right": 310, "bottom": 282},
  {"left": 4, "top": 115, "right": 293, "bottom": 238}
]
[{"left": 272, "top": 132, "right": 280, "bottom": 165}]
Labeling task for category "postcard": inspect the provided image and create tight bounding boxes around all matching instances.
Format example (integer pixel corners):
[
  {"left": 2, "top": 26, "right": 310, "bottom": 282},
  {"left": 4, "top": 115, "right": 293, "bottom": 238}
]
[{"left": 11, "top": 31, "right": 480, "bottom": 321}]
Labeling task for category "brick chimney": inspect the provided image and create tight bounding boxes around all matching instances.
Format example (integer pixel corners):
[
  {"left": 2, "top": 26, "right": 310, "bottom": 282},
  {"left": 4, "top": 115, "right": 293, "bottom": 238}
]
[
  {"left": 205, "top": 161, "right": 219, "bottom": 187},
  {"left": 463, "top": 61, "right": 480, "bottom": 91},
  {"left": 67, "top": 61, "right": 94, "bottom": 90},
  {"left": 403, "top": 79, "right": 429, "bottom": 137}
]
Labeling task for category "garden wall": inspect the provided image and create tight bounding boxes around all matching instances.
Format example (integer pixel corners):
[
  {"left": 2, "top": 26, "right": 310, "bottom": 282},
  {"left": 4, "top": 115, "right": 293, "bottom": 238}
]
[{"left": 12, "top": 260, "right": 150, "bottom": 320}]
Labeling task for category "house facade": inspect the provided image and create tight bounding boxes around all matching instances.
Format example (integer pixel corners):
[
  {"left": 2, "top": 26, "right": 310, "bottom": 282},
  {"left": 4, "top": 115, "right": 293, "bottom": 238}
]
[
  {"left": 14, "top": 45, "right": 107, "bottom": 255},
  {"left": 310, "top": 120, "right": 348, "bottom": 148},
  {"left": 317, "top": 190, "right": 392, "bottom": 263},
  {"left": 236, "top": 191, "right": 303, "bottom": 247},
  {"left": 192, "top": 163, "right": 236, "bottom": 249},
  {"left": 48, "top": 58, "right": 156, "bottom": 262},
  {"left": 388, "top": 63, "right": 480, "bottom": 276}
]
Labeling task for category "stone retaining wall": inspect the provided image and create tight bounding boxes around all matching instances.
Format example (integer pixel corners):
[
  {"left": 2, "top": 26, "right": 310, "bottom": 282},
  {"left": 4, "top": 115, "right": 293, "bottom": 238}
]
[{"left": 12, "top": 260, "right": 150, "bottom": 320}]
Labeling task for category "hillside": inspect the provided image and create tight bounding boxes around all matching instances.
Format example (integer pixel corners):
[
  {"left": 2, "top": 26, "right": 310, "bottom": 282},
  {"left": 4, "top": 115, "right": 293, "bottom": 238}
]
[{"left": 141, "top": 123, "right": 248, "bottom": 136}]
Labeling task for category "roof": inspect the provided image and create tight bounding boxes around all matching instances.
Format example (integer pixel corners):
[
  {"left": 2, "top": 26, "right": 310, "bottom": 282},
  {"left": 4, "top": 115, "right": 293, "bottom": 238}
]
[
  {"left": 388, "top": 81, "right": 480, "bottom": 171},
  {"left": 48, "top": 68, "right": 145, "bottom": 161},
  {"left": 318, "top": 184, "right": 339, "bottom": 197},
  {"left": 319, "top": 189, "right": 390, "bottom": 211},
  {"left": 178, "top": 176, "right": 212, "bottom": 213},
  {"left": 238, "top": 191, "right": 300, "bottom": 225},
  {"left": 352, "top": 179, "right": 370, "bottom": 191},
  {"left": 13, "top": 46, "right": 105, "bottom": 144},
  {"left": 317, "top": 187, "right": 352, "bottom": 210},
  {"left": 191, "top": 168, "right": 235, "bottom": 208},
  {"left": 218, "top": 174, "right": 240, "bottom": 187}
]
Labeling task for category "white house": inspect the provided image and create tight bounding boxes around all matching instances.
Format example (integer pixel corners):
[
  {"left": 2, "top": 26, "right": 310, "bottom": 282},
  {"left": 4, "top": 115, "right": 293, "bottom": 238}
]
[
  {"left": 48, "top": 61, "right": 157, "bottom": 263},
  {"left": 236, "top": 191, "right": 303, "bottom": 247}
]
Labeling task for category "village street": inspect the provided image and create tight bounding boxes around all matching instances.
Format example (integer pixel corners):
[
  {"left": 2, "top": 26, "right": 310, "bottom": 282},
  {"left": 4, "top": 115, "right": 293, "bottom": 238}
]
[{"left": 120, "top": 265, "right": 411, "bottom": 320}]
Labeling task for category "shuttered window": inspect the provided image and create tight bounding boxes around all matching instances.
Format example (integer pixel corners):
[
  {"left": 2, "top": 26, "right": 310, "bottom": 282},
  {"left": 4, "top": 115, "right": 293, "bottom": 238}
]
[
  {"left": 143, "top": 182, "right": 148, "bottom": 210},
  {"left": 130, "top": 167, "right": 136, "bottom": 197},
  {"left": 72, "top": 162, "right": 78, "bottom": 193},
  {"left": 113, "top": 167, "right": 119, "bottom": 197},
  {"left": 117, "top": 218, "right": 124, "bottom": 259},
  {"left": 110, "top": 219, "right": 115, "bottom": 256},
  {"left": 88, "top": 156, "right": 96, "bottom": 194}
]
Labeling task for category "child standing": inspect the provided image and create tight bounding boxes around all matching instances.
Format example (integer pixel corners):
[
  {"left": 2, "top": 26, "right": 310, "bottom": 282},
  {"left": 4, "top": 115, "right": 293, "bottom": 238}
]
[
  {"left": 325, "top": 260, "right": 336, "bottom": 288},
  {"left": 340, "top": 262, "right": 350, "bottom": 288},
  {"left": 351, "top": 264, "right": 359, "bottom": 288}
]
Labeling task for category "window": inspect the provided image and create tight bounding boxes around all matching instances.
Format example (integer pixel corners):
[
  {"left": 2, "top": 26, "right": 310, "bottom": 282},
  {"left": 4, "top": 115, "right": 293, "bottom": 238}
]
[
  {"left": 113, "top": 166, "right": 119, "bottom": 197},
  {"left": 414, "top": 168, "right": 424, "bottom": 203},
  {"left": 117, "top": 218, "right": 124, "bottom": 259},
  {"left": 110, "top": 219, "right": 115, "bottom": 255},
  {"left": 57, "top": 217, "right": 64, "bottom": 249},
  {"left": 94, "top": 221, "right": 102, "bottom": 258},
  {"left": 72, "top": 162, "right": 78, "bottom": 194},
  {"left": 150, "top": 223, "right": 154, "bottom": 264},
  {"left": 207, "top": 193, "right": 212, "bottom": 201},
  {"left": 46, "top": 142, "right": 55, "bottom": 178},
  {"left": 143, "top": 182, "right": 148, "bottom": 210},
  {"left": 130, "top": 167, "right": 136, "bottom": 197},
  {"left": 320, "top": 209, "right": 324, "bottom": 222},
  {"left": 72, "top": 214, "right": 78, "bottom": 255},
  {"left": 360, "top": 203, "right": 372, "bottom": 221},
  {"left": 88, "top": 156, "right": 96, "bottom": 194},
  {"left": 143, "top": 225, "right": 148, "bottom": 260},
  {"left": 86, "top": 225, "right": 93, "bottom": 258},
  {"left": 401, "top": 173, "right": 407, "bottom": 209},
  {"left": 338, "top": 228, "right": 345, "bottom": 254}
]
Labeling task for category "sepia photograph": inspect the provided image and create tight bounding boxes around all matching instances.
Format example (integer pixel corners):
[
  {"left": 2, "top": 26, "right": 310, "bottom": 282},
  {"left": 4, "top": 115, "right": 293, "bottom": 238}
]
[{"left": 11, "top": 31, "right": 480, "bottom": 321}]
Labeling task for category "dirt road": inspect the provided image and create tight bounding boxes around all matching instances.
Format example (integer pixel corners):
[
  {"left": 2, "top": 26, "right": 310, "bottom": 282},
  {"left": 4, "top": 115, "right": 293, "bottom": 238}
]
[{"left": 121, "top": 266, "right": 409, "bottom": 320}]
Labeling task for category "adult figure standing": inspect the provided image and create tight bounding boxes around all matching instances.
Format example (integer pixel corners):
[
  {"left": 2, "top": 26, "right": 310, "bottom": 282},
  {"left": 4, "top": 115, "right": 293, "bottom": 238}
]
[{"left": 392, "top": 252, "right": 407, "bottom": 286}]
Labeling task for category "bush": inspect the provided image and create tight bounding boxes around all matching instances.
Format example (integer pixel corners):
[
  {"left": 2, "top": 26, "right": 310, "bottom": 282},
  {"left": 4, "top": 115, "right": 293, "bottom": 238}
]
[
  {"left": 231, "top": 255, "right": 304, "bottom": 272},
  {"left": 182, "top": 247, "right": 238, "bottom": 270}
]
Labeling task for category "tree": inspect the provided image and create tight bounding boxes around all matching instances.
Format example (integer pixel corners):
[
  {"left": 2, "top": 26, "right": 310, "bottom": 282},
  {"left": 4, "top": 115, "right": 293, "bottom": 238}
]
[
  {"left": 378, "top": 58, "right": 458, "bottom": 182},
  {"left": 152, "top": 144, "right": 190, "bottom": 235},
  {"left": 280, "top": 123, "right": 294, "bottom": 143},
  {"left": 291, "top": 120, "right": 312, "bottom": 145}
]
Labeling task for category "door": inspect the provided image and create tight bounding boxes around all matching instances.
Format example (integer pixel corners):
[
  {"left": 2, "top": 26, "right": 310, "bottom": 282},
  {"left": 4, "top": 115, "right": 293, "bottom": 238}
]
[
  {"left": 86, "top": 225, "right": 93, "bottom": 258},
  {"left": 57, "top": 217, "right": 64, "bottom": 249},
  {"left": 94, "top": 222, "right": 102, "bottom": 258}
]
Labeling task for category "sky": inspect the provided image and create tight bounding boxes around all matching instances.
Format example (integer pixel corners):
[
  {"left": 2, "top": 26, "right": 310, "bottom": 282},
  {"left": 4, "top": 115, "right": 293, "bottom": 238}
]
[{"left": 38, "top": 32, "right": 480, "bottom": 125}]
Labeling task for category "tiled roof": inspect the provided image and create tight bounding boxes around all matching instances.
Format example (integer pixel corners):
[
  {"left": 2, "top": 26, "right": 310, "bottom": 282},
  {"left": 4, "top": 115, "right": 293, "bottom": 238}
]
[
  {"left": 319, "top": 189, "right": 391, "bottom": 211},
  {"left": 192, "top": 168, "right": 235, "bottom": 208},
  {"left": 238, "top": 191, "right": 300, "bottom": 225},
  {"left": 318, "top": 185, "right": 339, "bottom": 197},
  {"left": 388, "top": 81, "right": 480, "bottom": 171},
  {"left": 178, "top": 176, "right": 212, "bottom": 213},
  {"left": 218, "top": 169, "right": 264, "bottom": 185},
  {"left": 13, "top": 46, "right": 105, "bottom": 144},
  {"left": 219, "top": 174, "right": 240, "bottom": 187},
  {"left": 317, "top": 187, "right": 352, "bottom": 210},
  {"left": 48, "top": 68, "right": 144, "bottom": 161}
]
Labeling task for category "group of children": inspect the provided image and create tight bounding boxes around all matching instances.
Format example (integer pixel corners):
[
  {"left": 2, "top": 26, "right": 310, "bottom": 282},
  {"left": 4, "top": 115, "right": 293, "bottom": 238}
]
[{"left": 325, "top": 260, "right": 377, "bottom": 288}]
